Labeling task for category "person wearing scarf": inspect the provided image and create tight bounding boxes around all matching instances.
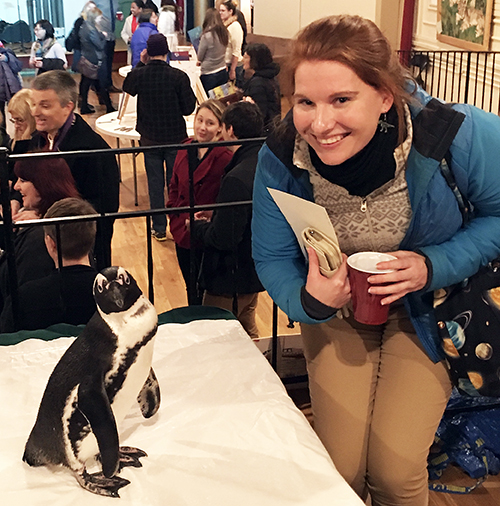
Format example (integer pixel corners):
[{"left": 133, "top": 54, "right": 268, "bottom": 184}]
[
  {"left": 121, "top": 0, "right": 145, "bottom": 64},
  {"left": 29, "top": 19, "right": 67, "bottom": 75}
]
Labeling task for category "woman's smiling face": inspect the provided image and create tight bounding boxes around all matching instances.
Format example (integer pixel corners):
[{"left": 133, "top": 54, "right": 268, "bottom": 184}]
[
  {"left": 219, "top": 5, "right": 231, "bottom": 22},
  {"left": 194, "top": 107, "right": 222, "bottom": 143},
  {"left": 130, "top": 2, "right": 142, "bottom": 16},
  {"left": 292, "top": 60, "right": 394, "bottom": 166},
  {"left": 14, "top": 177, "right": 41, "bottom": 210},
  {"left": 34, "top": 24, "right": 46, "bottom": 40}
]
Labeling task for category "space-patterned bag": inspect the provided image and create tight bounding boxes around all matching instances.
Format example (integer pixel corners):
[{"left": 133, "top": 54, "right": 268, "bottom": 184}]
[
  {"left": 435, "top": 260, "right": 500, "bottom": 397},
  {"left": 434, "top": 157, "right": 500, "bottom": 397}
]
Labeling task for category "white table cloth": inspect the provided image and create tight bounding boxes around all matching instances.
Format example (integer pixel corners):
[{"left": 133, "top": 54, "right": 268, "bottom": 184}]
[{"left": 0, "top": 319, "right": 363, "bottom": 506}]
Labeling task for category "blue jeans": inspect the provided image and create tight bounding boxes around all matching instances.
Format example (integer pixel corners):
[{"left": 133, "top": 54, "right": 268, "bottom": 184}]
[
  {"left": 142, "top": 144, "right": 178, "bottom": 234},
  {"left": 200, "top": 69, "right": 229, "bottom": 94}
]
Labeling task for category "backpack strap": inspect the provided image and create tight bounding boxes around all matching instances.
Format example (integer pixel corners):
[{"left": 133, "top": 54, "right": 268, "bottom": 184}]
[{"left": 439, "top": 154, "right": 472, "bottom": 226}]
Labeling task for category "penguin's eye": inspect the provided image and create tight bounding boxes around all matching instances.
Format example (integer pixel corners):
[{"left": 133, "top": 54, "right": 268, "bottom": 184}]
[
  {"left": 95, "top": 275, "right": 106, "bottom": 293},
  {"left": 125, "top": 274, "right": 130, "bottom": 285}
]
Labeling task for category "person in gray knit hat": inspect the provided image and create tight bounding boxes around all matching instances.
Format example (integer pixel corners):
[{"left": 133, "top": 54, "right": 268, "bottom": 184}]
[{"left": 123, "top": 31, "right": 196, "bottom": 241}]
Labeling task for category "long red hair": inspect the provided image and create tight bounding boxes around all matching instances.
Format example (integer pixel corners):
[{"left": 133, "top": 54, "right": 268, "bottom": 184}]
[{"left": 14, "top": 156, "right": 80, "bottom": 216}]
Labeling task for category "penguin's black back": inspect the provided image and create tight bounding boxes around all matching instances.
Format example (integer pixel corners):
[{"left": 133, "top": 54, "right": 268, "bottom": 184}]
[{"left": 23, "top": 312, "right": 118, "bottom": 467}]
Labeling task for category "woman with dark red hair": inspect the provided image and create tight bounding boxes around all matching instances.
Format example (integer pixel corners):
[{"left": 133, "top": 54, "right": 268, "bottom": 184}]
[
  {"left": 0, "top": 156, "right": 81, "bottom": 311},
  {"left": 13, "top": 156, "right": 80, "bottom": 220}
]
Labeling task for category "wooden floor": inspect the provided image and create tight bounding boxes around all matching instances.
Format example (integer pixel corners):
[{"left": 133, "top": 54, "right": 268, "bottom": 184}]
[{"left": 83, "top": 74, "right": 500, "bottom": 506}]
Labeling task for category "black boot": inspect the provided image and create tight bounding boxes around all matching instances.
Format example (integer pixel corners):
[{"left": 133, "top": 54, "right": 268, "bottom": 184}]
[{"left": 80, "top": 103, "right": 95, "bottom": 114}]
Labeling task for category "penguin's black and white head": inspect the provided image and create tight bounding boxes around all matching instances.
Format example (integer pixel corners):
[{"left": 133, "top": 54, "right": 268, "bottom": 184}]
[{"left": 94, "top": 267, "right": 142, "bottom": 314}]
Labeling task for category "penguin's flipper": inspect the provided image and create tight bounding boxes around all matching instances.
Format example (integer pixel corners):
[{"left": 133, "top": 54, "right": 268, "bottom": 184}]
[
  {"left": 137, "top": 367, "right": 161, "bottom": 418},
  {"left": 78, "top": 377, "right": 120, "bottom": 478},
  {"left": 75, "top": 470, "right": 130, "bottom": 498},
  {"left": 118, "top": 446, "right": 148, "bottom": 470}
]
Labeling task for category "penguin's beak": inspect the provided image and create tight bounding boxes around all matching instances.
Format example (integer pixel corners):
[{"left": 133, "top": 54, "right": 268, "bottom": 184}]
[{"left": 108, "top": 283, "right": 125, "bottom": 309}]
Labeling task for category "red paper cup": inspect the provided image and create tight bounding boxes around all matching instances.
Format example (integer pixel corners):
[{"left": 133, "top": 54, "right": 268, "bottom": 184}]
[
  {"left": 116, "top": 11, "right": 124, "bottom": 21},
  {"left": 347, "top": 252, "right": 397, "bottom": 325}
]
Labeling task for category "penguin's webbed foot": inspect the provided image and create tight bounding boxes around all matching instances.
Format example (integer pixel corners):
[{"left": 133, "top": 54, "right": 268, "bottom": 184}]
[
  {"left": 118, "top": 446, "right": 148, "bottom": 470},
  {"left": 76, "top": 470, "right": 130, "bottom": 498}
]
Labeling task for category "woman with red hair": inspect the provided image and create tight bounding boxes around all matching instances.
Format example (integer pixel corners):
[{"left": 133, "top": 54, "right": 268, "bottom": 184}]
[
  {"left": 13, "top": 156, "right": 80, "bottom": 220},
  {"left": 0, "top": 156, "right": 81, "bottom": 309}
]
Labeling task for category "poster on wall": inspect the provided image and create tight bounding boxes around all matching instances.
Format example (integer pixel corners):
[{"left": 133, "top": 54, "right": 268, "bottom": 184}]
[{"left": 437, "top": 0, "right": 494, "bottom": 50}]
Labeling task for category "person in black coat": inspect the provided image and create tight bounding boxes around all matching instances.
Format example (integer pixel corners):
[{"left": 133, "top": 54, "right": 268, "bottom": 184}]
[
  {"left": 0, "top": 198, "right": 98, "bottom": 333},
  {"left": 0, "top": 156, "right": 81, "bottom": 320},
  {"left": 30, "top": 70, "right": 120, "bottom": 271},
  {"left": 191, "top": 101, "right": 264, "bottom": 338},
  {"left": 240, "top": 43, "right": 281, "bottom": 132},
  {"left": 78, "top": 7, "right": 115, "bottom": 114}
]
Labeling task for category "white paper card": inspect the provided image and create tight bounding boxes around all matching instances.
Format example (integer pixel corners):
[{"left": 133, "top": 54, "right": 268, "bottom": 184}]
[{"left": 268, "top": 188, "right": 338, "bottom": 257}]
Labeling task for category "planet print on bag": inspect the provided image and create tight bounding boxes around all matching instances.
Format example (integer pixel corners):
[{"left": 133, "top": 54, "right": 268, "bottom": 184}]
[
  {"left": 439, "top": 320, "right": 466, "bottom": 357},
  {"left": 487, "top": 286, "right": 500, "bottom": 308},
  {"left": 475, "top": 342, "right": 493, "bottom": 360},
  {"left": 467, "top": 371, "right": 484, "bottom": 390}
]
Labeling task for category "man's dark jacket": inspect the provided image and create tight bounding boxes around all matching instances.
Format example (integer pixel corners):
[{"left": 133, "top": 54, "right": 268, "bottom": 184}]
[
  {"left": 192, "top": 143, "right": 264, "bottom": 296},
  {"left": 0, "top": 264, "right": 97, "bottom": 333},
  {"left": 31, "top": 113, "right": 120, "bottom": 215}
]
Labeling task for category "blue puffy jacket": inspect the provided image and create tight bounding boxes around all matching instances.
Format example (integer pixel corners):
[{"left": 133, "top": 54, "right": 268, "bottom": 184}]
[
  {"left": 252, "top": 88, "right": 500, "bottom": 362},
  {"left": 130, "top": 22, "right": 158, "bottom": 67}
]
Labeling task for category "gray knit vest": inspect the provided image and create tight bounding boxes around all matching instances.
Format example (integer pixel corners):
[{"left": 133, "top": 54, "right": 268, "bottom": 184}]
[{"left": 293, "top": 107, "right": 413, "bottom": 256}]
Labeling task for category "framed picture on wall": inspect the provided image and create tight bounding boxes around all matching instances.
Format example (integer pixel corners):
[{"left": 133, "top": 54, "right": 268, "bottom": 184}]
[{"left": 437, "top": 0, "right": 494, "bottom": 50}]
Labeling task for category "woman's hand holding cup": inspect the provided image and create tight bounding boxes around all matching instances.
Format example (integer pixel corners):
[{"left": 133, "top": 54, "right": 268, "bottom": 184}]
[{"left": 366, "top": 250, "right": 428, "bottom": 305}]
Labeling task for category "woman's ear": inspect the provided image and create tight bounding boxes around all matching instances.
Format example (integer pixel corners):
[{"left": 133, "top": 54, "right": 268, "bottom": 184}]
[{"left": 380, "top": 90, "right": 394, "bottom": 114}]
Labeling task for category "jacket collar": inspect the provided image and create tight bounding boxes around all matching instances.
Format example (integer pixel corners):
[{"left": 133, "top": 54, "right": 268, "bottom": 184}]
[
  {"left": 410, "top": 97, "right": 465, "bottom": 161},
  {"left": 139, "top": 22, "right": 157, "bottom": 30},
  {"left": 39, "top": 111, "right": 76, "bottom": 151},
  {"left": 224, "top": 142, "right": 262, "bottom": 175},
  {"left": 147, "top": 59, "right": 168, "bottom": 66}
]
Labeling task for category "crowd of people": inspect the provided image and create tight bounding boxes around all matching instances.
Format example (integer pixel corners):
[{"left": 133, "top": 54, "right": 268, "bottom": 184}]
[
  {"left": 5, "top": 6, "right": 499, "bottom": 506},
  {"left": 0, "top": 0, "right": 275, "bottom": 336}
]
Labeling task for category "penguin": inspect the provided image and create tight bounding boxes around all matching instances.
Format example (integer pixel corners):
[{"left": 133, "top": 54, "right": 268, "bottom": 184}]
[{"left": 23, "top": 266, "right": 160, "bottom": 498}]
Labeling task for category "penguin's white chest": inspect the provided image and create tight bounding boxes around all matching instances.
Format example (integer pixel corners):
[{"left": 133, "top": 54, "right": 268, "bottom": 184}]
[{"left": 109, "top": 339, "right": 155, "bottom": 425}]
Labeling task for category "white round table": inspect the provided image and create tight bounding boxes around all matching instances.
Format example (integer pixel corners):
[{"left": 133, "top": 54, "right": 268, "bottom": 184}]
[{"left": 119, "top": 65, "right": 132, "bottom": 78}]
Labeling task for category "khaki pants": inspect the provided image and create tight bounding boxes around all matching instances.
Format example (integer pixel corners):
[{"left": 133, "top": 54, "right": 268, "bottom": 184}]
[
  {"left": 301, "top": 306, "right": 452, "bottom": 506},
  {"left": 203, "top": 292, "right": 260, "bottom": 338}
]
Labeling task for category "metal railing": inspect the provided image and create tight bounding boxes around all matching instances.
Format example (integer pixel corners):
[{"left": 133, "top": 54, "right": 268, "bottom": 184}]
[
  {"left": 398, "top": 49, "right": 500, "bottom": 114},
  {"left": 1, "top": 137, "right": 293, "bottom": 349},
  {"left": 0, "top": 139, "right": 303, "bottom": 378}
]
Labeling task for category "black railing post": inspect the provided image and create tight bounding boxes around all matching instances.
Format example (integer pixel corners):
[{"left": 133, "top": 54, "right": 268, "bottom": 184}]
[
  {"left": 464, "top": 51, "right": 472, "bottom": 105},
  {"left": 187, "top": 144, "right": 198, "bottom": 305},
  {"left": 146, "top": 218, "right": 154, "bottom": 303},
  {"left": 271, "top": 302, "right": 279, "bottom": 372},
  {"left": 0, "top": 147, "right": 20, "bottom": 329}
]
